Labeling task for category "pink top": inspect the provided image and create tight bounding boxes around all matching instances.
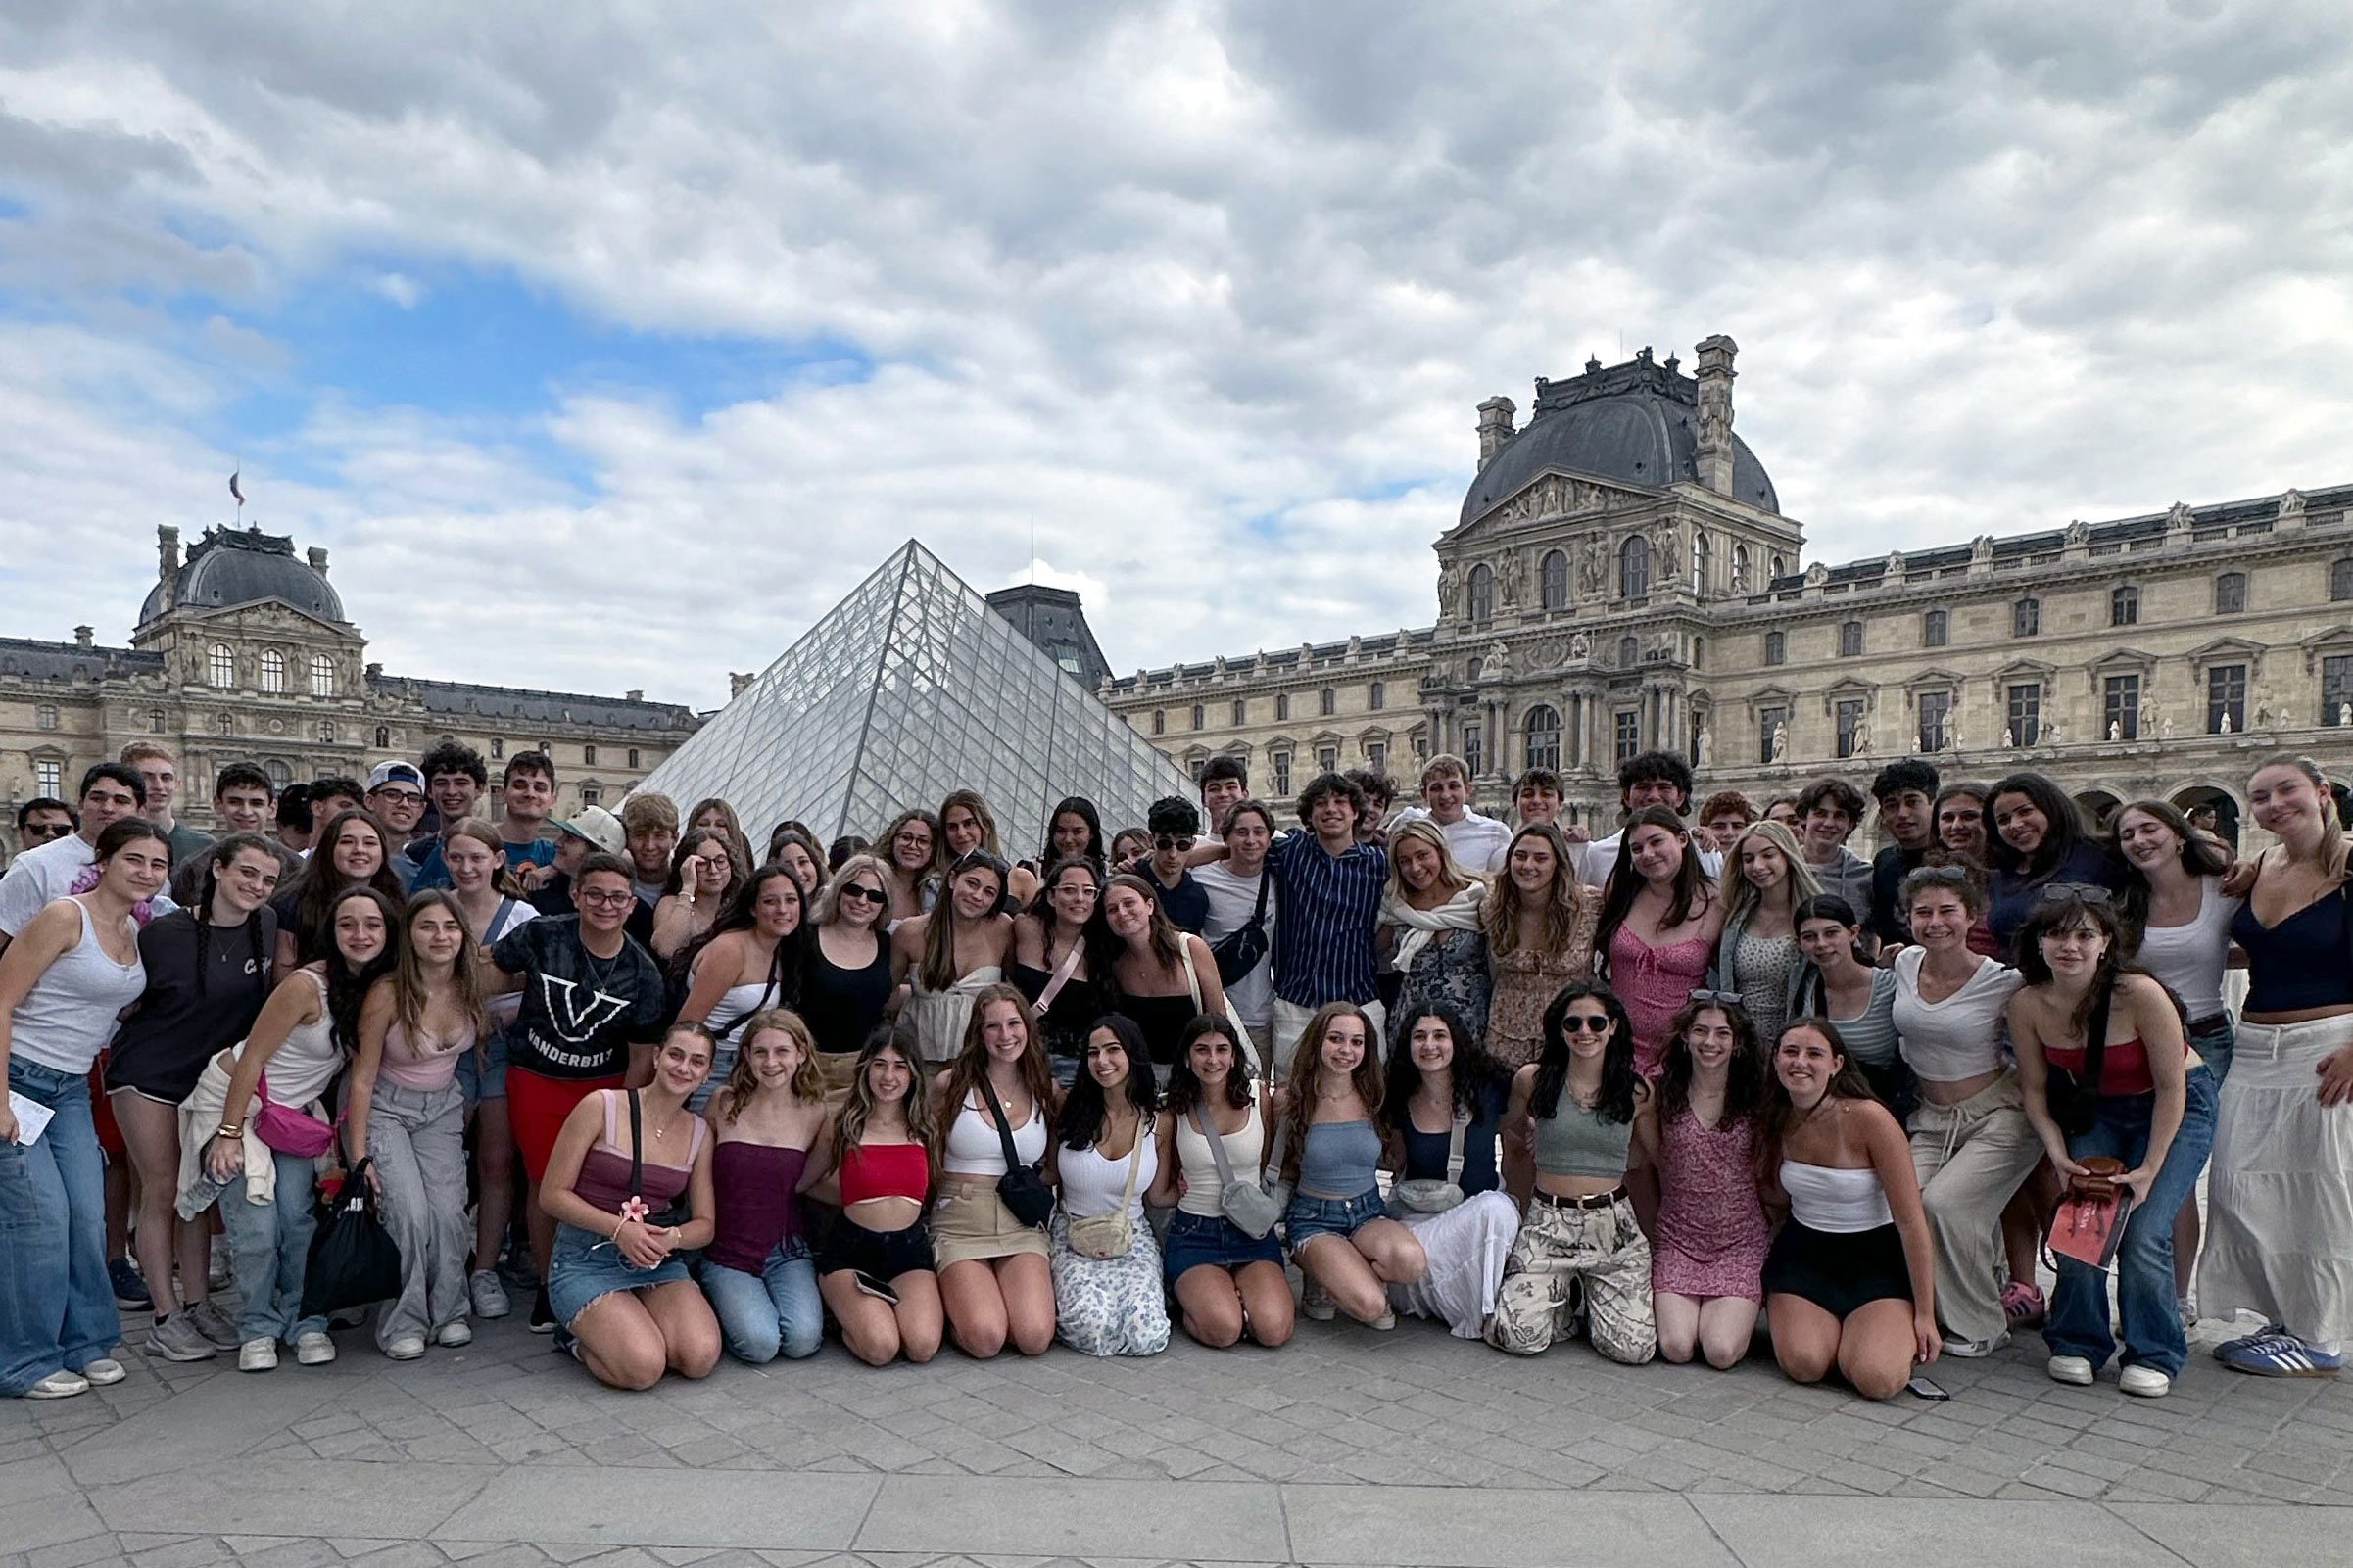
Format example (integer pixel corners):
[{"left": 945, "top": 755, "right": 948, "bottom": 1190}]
[
  {"left": 1607, "top": 925, "right": 1713, "bottom": 1075},
  {"left": 572, "top": 1089, "right": 708, "bottom": 1213},
  {"left": 375, "top": 1016, "right": 479, "bottom": 1093}
]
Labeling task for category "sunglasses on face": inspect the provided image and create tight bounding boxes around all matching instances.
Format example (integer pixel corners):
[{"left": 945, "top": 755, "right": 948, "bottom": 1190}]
[
  {"left": 1154, "top": 834, "right": 1195, "bottom": 852},
  {"left": 840, "top": 883, "right": 887, "bottom": 904},
  {"left": 1559, "top": 1014, "right": 1613, "bottom": 1034}
]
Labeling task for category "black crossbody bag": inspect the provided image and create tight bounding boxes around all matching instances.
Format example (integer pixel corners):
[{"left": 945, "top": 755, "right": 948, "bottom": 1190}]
[
  {"left": 1210, "top": 867, "right": 1273, "bottom": 985},
  {"left": 977, "top": 1076, "right": 1055, "bottom": 1227}
]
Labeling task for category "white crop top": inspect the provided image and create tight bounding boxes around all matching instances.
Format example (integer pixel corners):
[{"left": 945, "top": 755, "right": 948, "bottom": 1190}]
[
  {"left": 1892, "top": 946, "right": 2021, "bottom": 1083},
  {"left": 1174, "top": 1099, "right": 1264, "bottom": 1218},
  {"left": 2133, "top": 879, "right": 2241, "bottom": 1022},
  {"left": 1057, "top": 1126, "right": 1158, "bottom": 1222},
  {"left": 1781, "top": 1160, "right": 1894, "bottom": 1233},
  {"left": 941, "top": 1090, "right": 1048, "bottom": 1175}
]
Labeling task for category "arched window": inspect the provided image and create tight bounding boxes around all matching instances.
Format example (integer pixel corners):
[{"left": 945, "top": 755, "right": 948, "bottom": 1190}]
[
  {"left": 2013, "top": 597, "right": 2041, "bottom": 638},
  {"left": 1190, "top": 703, "right": 1204, "bottom": 731},
  {"left": 1523, "top": 705, "right": 1561, "bottom": 771},
  {"left": 1923, "top": 609, "right": 1948, "bottom": 647},
  {"left": 1732, "top": 544, "right": 1751, "bottom": 592},
  {"left": 2333, "top": 558, "right": 2353, "bottom": 602},
  {"left": 1618, "top": 535, "right": 1651, "bottom": 599},
  {"left": 1231, "top": 698, "right": 1246, "bottom": 726},
  {"left": 2215, "top": 572, "right": 2246, "bottom": 615},
  {"left": 1840, "top": 620, "right": 1864, "bottom": 657},
  {"left": 1693, "top": 532, "right": 1710, "bottom": 594},
  {"left": 1275, "top": 692, "right": 1291, "bottom": 721},
  {"left": 1152, "top": 709, "right": 1166, "bottom": 736},
  {"left": 1764, "top": 631, "right": 1786, "bottom": 666},
  {"left": 1618, "top": 635, "right": 1639, "bottom": 668},
  {"left": 207, "top": 643, "right": 235, "bottom": 688},
  {"left": 1540, "top": 549, "right": 1568, "bottom": 610},
  {"left": 310, "top": 653, "right": 335, "bottom": 696},
  {"left": 1769, "top": 554, "right": 1786, "bottom": 582},
  {"left": 627, "top": 748, "right": 641, "bottom": 770},
  {"left": 260, "top": 649, "right": 285, "bottom": 693},
  {"left": 1467, "top": 563, "right": 1494, "bottom": 622},
  {"left": 1369, "top": 681, "right": 1385, "bottom": 710},
  {"left": 374, "top": 726, "right": 391, "bottom": 749}
]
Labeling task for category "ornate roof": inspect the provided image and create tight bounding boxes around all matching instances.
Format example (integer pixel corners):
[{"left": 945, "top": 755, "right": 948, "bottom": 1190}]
[{"left": 139, "top": 527, "right": 346, "bottom": 626}]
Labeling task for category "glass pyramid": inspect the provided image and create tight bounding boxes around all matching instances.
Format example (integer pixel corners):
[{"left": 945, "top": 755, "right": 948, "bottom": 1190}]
[{"left": 632, "top": 541, "right": 1197, "bottom": 858}]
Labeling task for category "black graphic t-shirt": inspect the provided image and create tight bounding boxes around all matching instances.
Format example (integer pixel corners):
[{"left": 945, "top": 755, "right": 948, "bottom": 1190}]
[{"left": 493, "top": 915, "right": 668, "bottom": 1080}]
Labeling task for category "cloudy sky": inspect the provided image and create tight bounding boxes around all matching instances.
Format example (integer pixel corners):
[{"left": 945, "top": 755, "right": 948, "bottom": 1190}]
[{"left": 4, "top": 2, "right": 2348, "bottom": 710}]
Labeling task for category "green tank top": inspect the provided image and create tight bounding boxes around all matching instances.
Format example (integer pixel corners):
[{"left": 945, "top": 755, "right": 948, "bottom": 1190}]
[{"left": 1530, "top": 1092, "right": 1634, "bottom": 1180}]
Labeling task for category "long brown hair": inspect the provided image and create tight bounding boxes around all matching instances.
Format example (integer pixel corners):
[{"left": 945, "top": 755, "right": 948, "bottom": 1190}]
[
  {"left": 1278, "top": 1001, "right": 1382, "bottom": 1179},
  {"left": 718, "top": 1006, "right": 822, "bottom": 1123},
  {"left": 390, "top": 889, "right": 489, "bottom": 1043},
  {"left": 1592, "top": 805, "right": 1711, "bottom": 969},
  {"left": 831, "top": 1022, "right": 937, "bottom": 1177},
  {"left": 1482, "top": 822, "right": 1587, "bottom": 956},
  {"left": 920, "top": 849, "right": 1009, "bottom": 991},
  {"left": 1756, "top": 1017, "right": 1876, "bottom": 1179},
  {"left": 2251, "top": 753, "right": 2350, "bottom": 884},
  {"left": 1655, "top": 995, "right": 1765, "bottom": 1126},
  {"left": 939, "top": 981, "right": 1055, "bottom": 1130}
]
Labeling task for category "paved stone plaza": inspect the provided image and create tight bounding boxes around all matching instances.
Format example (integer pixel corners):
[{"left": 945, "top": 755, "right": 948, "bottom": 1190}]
[{"left": 4, "top": 1305, "right": 2345, "bottom": 1568}]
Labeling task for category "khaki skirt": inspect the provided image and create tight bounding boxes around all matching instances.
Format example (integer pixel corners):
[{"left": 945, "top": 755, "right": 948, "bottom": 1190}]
[{"left": 931, "top": 1174, "right": 1050, "bottom": 1266}]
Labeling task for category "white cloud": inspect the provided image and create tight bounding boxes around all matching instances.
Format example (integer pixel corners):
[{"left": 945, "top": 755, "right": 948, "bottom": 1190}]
[{"left": 0, "top": 1, "right": 2349, "bottom": 712}]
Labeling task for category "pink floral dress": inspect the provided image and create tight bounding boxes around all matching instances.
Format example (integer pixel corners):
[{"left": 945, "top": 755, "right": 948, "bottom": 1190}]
[
  {"left": 1606, "top": 925, "right": 1713, "bottom": 1076},
  {"left": 1650, "top": 1107, "right": 1768, "bottom": 1302}
]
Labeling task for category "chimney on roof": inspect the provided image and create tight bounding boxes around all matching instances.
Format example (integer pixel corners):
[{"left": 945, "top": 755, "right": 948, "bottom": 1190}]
[
  {"left": 1693, "top": 334, "right": 1738, "bottom": 496},
  {"left": 157, "top": 526, "right": 180, "bottom": 610},
  {"left": 1476, "top": 396, "right": 1516, "bottom": 467},
  {"left": 365, "top": 662, "right": 382, "bottom": 679},
  {"left": 74, "top": 625, "right": 93, "bottom": 648},
  {"left": 626, "top": 689, "right": 645, "bottom": 702},
  {"left": 307, "top": 546, "right": 329, "bottom": 577}
]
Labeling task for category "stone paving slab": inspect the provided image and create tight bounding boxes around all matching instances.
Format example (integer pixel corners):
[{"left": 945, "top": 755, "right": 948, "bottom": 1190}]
[{"left": 434, "top": 1469, "right": 879, "bottom": 1552}]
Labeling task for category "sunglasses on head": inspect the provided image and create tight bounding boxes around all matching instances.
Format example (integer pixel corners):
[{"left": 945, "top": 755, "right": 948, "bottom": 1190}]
[
  {"left": 2034, "top": 882, "right": 2113, "bottom": 906},
  {"left": 1913, "top": 864, "right": 1971, "bottom": 884},
  {"left": 1686, "top": 989, "right": 1744, "bottom": 1009}
]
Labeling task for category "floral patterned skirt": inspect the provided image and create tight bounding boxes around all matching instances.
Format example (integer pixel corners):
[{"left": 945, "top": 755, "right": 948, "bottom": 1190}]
[{"left": 1048, "top": 1212, "right": 1171, "bottom": 1357}]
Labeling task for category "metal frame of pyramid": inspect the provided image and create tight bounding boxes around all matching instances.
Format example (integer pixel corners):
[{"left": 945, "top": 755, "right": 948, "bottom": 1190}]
[{"left": 631, "top": 541, "right": 1197, "bottom": 860}]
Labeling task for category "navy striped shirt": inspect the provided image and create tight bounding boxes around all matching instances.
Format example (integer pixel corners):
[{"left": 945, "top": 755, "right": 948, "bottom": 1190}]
[{"left": 1265, "top": 830, "right": 1386, "bottom": 1008}]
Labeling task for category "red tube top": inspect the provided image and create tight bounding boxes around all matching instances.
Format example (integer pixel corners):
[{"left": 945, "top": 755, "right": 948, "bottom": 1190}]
[{"left": 839, "top": 1141, "right": 930, "bottom": 1206}]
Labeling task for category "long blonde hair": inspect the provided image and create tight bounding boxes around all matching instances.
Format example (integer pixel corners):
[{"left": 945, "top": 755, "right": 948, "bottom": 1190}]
[
  {"left": 719, "top": 1007, "right": 822, "bottom": 1122},
  {"left": 1719, "top": 820, "right": 1821, "bottom": 926},
  {"left": 1385, "top": 818, "right": 1474, "bottom": 904},
  {"left": 2252, "top": 753, "right": 2352, "bottom": 884},
  {"left": 1482, "top": 822, "right": 1585, "bottom": 956},
  {"left": 940, "top": 982, "right": 1055, "bottom": 1128}
]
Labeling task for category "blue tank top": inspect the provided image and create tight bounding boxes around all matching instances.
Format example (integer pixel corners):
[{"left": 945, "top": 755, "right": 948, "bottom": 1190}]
[
  {"left": 2231, "top": 868, "right": 2353, "bottom": 1013},
  {"left": 1295, "top": 1117, "right": 1382, "bottom": 1199}
]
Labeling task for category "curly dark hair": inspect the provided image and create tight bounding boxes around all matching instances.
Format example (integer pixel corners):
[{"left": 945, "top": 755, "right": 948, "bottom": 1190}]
[{"left": 1379, "top": 1002, "right": 1506, "bottom": 1128}]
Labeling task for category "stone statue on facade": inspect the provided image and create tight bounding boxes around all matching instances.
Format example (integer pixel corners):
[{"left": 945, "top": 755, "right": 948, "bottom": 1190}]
[
  {"left": 1851, "top": 718, "right": 1873, "bottom": 755},
  {"left": 1578, "top": 537, "right": 1607, "bottom": 599},
  {"left": 2109, "top": 720, "right": 2122, "bottom": 741},
  {"left": 2255, "top": 697, "right": 2274, "bottom": 729},
  {"left": 1698, "top": 727, "right": 1713, "bottom": 767},
  {"left": 1437, "top": 559, "right": 1462, "bottom": 619},
  {"left": 1570, "top": 630, "right": 1592, "bottom": 660},
  {"left": 1971, "top": 535, "right": 1994, "bottom": 568},
  {"left": 1487, "top": 640, "right": 1513, "bottom": 678},
  {"left": 2005, "top": 726, "right": 2017, "bottom": 749},
  {"left": 2281, "top": 488, "right": 2308, "bottom": 521},
  {"left": 2138, "top": 694, "right": 2156, "bottom": 733},
  {"left": 1501, "top": 550, "right": 1527, "bottom": 607},
  {"left": 1770, "top": 721, "right": 1789, "bottom": 763},
  {"left": 2162, "top": 712, "right": 2176, "bottom": 740},
  {"left": 2341, "top": 701, "right": 2351, "bottom": 729},
  {"left": 1653, "top": 521, "right": 1681, "bottom": 578},
  {"left": 2065, "top": 519, "right": 2089, "bottom": 548},
  {"left": 2219, "top": 711, "right": 2233, "bottom": 736}
]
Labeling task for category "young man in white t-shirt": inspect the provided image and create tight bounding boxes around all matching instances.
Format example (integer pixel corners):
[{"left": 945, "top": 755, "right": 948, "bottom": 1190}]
[
  {"left": 1192, "top": 797, "right": 1279, "bottom": 1075},
  {"left": 1393, "top": 753, "right": 1511, "bottom": 873},
  {"left": 0, "top": 763, "right": 157, "bottom": 953}
]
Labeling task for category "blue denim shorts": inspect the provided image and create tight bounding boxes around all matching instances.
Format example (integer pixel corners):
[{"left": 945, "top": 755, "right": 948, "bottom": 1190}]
[
  {"left": 546, "top": 1220, "right": 691, "bottom": 1328},
  {"left": 1283, "top": 1188, "right": 1384, "bottom": 1252},
  {"left": 457, "top": 1031, "right": 509, "bottom": 1104},
  {"left": 1162, "top": 1209, "right": 1283, "bottom": 1279}
]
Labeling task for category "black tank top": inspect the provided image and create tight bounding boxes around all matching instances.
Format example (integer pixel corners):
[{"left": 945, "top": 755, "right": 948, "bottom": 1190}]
[
  {"left": 798, "top": 937, "right": 893, "bottom": 1056},
  {"left": 1008, "top": 960, "right": 1105, "bottom": 1059}
]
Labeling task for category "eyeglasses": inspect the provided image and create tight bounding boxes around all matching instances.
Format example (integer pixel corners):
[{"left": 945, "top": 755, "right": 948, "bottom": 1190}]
[
  {"left": 1686, "top": 989, "right": 1745, "bottom": 1008},
  {"left": 1559, "top": 1015, "right": 1614, "bottom": 1034},
  {"left": 1153, "top": 834, "right": 1196, "bottom": 852},
  {"left": 2035, "top": 882, "right": 2113, "bottom": 906},
  {"left": 577, "top": 890, "right": 634, "bottom": 908},
  {"left": 840, "top": 883, "right": 887, "bottom": 904},
  {"left": 371, "top": 789, "right": 426, "bottom": 806}
]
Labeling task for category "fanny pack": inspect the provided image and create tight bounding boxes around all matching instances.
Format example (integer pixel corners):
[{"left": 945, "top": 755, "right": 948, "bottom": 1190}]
[
  {"left": 979, "top": 1075, "right": 1055, "bottom": 1228},
  {"left": 1065, "top": 1123, "right": 1147, "bottom": 1259},
  {"left": 1388, "top": 1114, "right": 1469, "bottom": 1215},
  {"left": 254, "top": 1073, "right": 337, "bottom": 1159}
]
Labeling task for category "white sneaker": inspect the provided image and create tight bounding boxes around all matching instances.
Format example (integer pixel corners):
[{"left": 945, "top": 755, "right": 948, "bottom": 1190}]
[
  {"left": 23, "top": 1370, "right": 89, "bottom": 1399},
  {"left": 80, "top": 1357, "right": 127, "bottom": 1386},
  {"left": 1365, "top": 1309, "right": 1397, "bottom": 1331},
  {"left": 1300, "top": 1278, "right": 1336, "bottom": 1322},
  {"left": 2120, "top": 1365, "right": 2174, "bottom": 1398},
  {"left": 467, "top": 1269, "right": 511, "bottom": 1320},
  {"left": 294, "top": 1331, "right": 336, "bottom": 1366},
  {"left": 238, "top": 1338, "right": 278, "bottom": 1372},
  {"left": 2046, "top": 1354, "right": 2095, "bottom": 1385},
  {"left": 1942, "top": 1329, "right": 2012, "bottom": 1358},
  {"left": 384, "top": 1335, "right": 426, "bottom": 1361},
  {"left": 435, "top": 1320, "right": 473, "bottom": 1348}
]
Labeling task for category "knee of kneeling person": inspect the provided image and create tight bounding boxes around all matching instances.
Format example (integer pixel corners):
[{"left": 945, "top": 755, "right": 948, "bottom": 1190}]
[
  {"left": 1776, "top": 1345, "right": 1834, "bottom": 1384},
  {"left": 1848, "top": 1358, "right": 1908, "bottom": 1402},
  {"left": 780, "top": 1320, "right": 824, "bottom": 1360},
  {"left": 953, "top": 1322, "right": 1008, "bottom": 1359}
]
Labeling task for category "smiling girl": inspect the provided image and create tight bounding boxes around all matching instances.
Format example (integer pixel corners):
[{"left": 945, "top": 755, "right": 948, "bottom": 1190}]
[{"left": 699, "top": 1008, "right": 830, "bottom": 1364}]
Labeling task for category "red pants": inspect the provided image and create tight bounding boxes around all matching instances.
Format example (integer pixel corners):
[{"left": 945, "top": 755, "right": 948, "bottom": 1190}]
[{"left": 506, "top": 1066, "right": 624, "bottom": 1183}]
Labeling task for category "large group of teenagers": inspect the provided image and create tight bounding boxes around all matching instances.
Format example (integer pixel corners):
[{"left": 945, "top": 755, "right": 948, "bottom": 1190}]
[{"left": 3, "top": 731, "right": 2348, "bottom": 1409}]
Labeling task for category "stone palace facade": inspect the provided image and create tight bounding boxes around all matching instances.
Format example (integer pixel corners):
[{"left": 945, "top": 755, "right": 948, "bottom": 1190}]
[
  {"left": 1104, "top": 336, "right": 2353, "bottom": 845},
  {"left": 1, "top": 524, "right": 698, "bottom": 850}
]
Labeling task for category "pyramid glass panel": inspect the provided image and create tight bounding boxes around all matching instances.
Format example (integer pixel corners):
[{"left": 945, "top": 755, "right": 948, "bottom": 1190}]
[{"left": 633, "top": 542, "right": 1197, "bottom": 858}]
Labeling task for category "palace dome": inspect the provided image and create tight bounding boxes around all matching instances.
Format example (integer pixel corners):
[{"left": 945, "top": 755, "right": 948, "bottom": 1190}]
[{"left": 138, "top": 527, "right": 346, "bottom": 626}]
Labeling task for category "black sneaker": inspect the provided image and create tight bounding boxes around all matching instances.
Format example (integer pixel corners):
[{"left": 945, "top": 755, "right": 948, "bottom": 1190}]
[
  {"left": 528, "top": 1286, "right": 556, "bottom": 1335},
  {"left": 109, "top": 1257, "right": 152, "bottom": 1311}
]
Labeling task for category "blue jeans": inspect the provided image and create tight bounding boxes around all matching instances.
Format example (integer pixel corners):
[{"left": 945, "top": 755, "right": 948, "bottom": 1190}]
[
  {"left": 700, "top": 1240, "right": 822, "bottom": 1363},
  {"left": 2043, "top": 1069, "right": 2218, "bottom": 1378},
  {"left": 219, "top": 1149, "right": 328, "bottom": 1346},
  {"left": 1, "top": 1061, "right": 120, "bottom": 1395},
  {"left": 2186, "top": 1014, "right": 2234, "bottom": 1084}
]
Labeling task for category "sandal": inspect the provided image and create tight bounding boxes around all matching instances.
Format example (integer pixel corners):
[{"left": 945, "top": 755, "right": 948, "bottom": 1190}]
[{"left": 2001, "top": 1280, "right": 2045, "bottom": 1327}]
